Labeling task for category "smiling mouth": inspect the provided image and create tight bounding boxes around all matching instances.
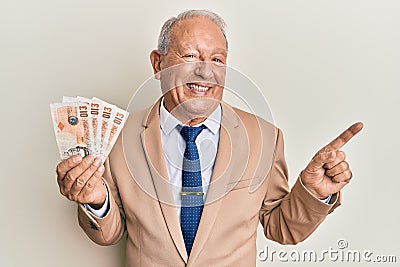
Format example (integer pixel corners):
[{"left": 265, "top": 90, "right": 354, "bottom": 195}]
[{"left": 186, "top": 83, "right": 212, "bottom": 93}]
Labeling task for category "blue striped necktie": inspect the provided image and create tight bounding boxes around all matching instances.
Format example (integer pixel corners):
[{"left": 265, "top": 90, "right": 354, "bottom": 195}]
[{"left": 179, "top": 124, "right": 206, "bottom": 255}]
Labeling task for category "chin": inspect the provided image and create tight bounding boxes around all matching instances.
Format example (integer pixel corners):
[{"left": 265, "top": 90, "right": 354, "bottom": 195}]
[
  {"left": 185, "top": 100, "right": 212, "bottom": 116},
  {"left": 172, "top": 97, "right": 220, "bottom": 122}
]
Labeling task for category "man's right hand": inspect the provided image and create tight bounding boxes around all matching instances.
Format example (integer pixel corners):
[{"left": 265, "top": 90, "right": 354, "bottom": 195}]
[{"left": 56, "top": 155, "right": 106, "bottom": 209}]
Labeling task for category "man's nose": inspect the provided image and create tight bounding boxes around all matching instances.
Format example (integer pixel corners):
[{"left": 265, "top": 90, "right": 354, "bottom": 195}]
[{"left": 194, "top": 61, "right": 213, "bottom": 79}]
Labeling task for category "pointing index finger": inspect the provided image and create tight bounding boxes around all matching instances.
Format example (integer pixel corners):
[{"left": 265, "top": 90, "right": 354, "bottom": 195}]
[{"left": 326, "top": 122, "right": 364, "bottom": 151}]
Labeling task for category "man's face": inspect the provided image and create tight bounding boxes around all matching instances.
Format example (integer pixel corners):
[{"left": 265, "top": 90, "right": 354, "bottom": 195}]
[{"left": 151, "top": 16, "right": 227, "bottom": 124}]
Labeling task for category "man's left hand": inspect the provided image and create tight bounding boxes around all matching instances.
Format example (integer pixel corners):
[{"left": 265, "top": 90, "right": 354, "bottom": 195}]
[{"left": 301, "top": 122, "right": 364, "bottom": 200}]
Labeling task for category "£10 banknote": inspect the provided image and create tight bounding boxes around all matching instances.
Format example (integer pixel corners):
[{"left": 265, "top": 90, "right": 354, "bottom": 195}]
[{"left": 50, "top": 96, "right": 129, "bottom": 162}]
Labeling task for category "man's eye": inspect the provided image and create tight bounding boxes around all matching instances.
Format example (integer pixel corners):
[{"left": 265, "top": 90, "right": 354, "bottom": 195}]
[
  {"left": 183, "top": 54, "right": 198, "bottom": 61},
  {"left": 213, "top": 58, "right": 224, "bottom": 64}
]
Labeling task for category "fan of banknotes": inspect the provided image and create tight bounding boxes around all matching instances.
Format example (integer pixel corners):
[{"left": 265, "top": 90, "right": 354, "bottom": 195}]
[{"left": 50, "top": 96, "right": 129, "bottom": 162}]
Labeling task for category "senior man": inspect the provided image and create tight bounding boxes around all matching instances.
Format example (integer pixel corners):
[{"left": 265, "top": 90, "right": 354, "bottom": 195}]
[{"left": 56, "top": 9, "right": 363, "bottom": 266}]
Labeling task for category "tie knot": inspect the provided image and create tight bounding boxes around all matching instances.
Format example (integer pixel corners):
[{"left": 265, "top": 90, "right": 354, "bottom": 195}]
[{"left": 179, "top": 125, "right": 206, "bottom": 142}]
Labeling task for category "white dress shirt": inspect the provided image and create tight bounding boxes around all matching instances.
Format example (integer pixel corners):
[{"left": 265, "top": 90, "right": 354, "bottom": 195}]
[{"left": 159, "top": 99, "right": 221, "bottom": 220}]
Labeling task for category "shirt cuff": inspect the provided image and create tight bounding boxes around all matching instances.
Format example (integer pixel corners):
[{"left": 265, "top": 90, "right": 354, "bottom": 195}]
[
  {"left": 322, "top": 194, "right": 333, "bottom": 204},
  {"left": 83, "top": 184, "right": 109, "bottom": 218}
]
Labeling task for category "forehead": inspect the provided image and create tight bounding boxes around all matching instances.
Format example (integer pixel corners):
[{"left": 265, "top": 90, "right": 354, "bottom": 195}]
[{"left": 169, "top": 17, "right": 227, "bottom": 52}]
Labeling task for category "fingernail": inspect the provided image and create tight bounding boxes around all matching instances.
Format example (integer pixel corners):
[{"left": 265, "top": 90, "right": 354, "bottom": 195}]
[
  {"left": 73, "top": 155, "right": 82, "bottom": 163},
  {"left": 327, "top": 151, "right": 334, "bottom": 158},
  {"left": 97, "top": 165, "right": 105, "bottom": 172},
  {"left": 85, "top": 155, "right": 94, "bottom": 164},
  {"left": 93, "top": 157, "right": 101, "bottom": 167}
]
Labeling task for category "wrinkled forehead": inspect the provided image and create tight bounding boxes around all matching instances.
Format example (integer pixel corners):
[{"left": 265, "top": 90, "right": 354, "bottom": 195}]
[{"left": 169, "top": 17, "right": 227, "bottom": 51}]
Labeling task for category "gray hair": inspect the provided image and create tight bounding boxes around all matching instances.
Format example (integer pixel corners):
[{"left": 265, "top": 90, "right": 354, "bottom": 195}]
[{"left": 157, "top": 9, "right": 228, "bottom": 55}]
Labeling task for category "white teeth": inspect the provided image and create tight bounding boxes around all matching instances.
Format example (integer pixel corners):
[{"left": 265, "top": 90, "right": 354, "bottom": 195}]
[{"left": 187, "top": 83, "right": 210, "bottom": 92}]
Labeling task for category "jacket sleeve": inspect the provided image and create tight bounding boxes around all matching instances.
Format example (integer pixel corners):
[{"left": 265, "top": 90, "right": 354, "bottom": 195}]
[
  {"left": 77, "top": 157, "right": 126, "bottom": 246},
  {"left": 259, "top": 128, "right": 341, "bottom": 244}
]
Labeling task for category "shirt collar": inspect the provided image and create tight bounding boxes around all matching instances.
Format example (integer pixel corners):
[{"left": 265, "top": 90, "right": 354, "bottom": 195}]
[{"left": 159, "top": 98, "right": 221, "bottom": 135}]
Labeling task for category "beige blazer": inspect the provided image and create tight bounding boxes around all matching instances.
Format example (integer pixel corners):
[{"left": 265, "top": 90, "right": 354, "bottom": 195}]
[{"left": 78, "top": 100, "right": 341, "bottom": 267}]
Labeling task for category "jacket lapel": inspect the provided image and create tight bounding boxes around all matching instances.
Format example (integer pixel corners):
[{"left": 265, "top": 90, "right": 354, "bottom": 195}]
[{"left": 140, "top": 99, "right": 188, "bottom": 263}]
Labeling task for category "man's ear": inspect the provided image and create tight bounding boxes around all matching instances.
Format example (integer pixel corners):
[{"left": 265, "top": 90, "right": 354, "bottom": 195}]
[{"left": 150, "top": 50, "right": 162, "bottom": 80}]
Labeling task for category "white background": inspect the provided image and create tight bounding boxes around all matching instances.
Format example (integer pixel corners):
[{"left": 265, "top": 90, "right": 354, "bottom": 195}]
[{"left": 1, "top": 0, "right": 399, "bottom": 266}]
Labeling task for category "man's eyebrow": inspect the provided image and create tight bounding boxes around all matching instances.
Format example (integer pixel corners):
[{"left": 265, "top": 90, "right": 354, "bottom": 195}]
[
  {"left": 177, "top": 45, "right": 227, "bottom": 56},
  {"left": 211, "top": 49, "right": 227, "bottom": 56},
  {"left": 176, "top": 46, "right": 198, "bottom": 53}
]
